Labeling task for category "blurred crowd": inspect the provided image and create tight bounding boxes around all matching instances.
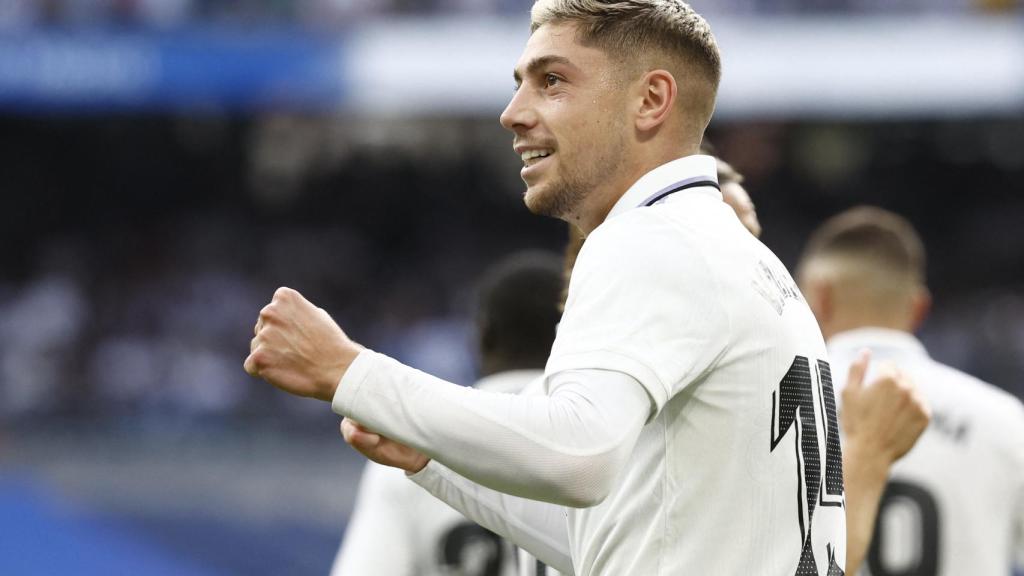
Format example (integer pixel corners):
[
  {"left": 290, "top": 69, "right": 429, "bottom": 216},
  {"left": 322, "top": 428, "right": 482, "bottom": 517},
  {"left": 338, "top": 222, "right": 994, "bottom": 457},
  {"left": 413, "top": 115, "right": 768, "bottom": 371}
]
[
  {"left": 0, "top": 115, "right": 1022, "bottom": 425},
  {"left": 0, "top": 0, "right": 1018, "bottom": 30}
]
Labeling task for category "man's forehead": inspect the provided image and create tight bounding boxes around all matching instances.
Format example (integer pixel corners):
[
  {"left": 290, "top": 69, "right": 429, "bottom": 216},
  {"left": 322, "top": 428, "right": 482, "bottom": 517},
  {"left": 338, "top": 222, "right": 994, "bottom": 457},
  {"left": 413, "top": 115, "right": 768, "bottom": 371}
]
[
  {"left": 516, "top": 23, "right": 575, "bottom": 67},
  {"left": 513, "top": 22, "right": 604, "bottom": 77}
]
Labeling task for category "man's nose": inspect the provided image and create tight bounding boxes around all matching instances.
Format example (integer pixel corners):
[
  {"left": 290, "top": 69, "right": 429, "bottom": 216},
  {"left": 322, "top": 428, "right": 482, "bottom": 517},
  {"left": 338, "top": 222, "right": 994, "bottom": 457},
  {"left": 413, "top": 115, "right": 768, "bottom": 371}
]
[{"left": 500, "top": 87, "right": 537, "bottom": 133}]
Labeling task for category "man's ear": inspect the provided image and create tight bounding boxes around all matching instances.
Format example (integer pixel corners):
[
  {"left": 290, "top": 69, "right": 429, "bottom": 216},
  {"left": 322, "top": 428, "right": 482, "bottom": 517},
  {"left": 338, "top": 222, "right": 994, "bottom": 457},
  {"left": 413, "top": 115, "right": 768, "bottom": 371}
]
[
  {"left": 802, "top": 276, "right": 833, "bottom": 332},
  {"left": 909, "top": 286, "right": 932, "bottom": 332},
  {"left": 634, "top": 69, "right": 677, "bottom": 132}
]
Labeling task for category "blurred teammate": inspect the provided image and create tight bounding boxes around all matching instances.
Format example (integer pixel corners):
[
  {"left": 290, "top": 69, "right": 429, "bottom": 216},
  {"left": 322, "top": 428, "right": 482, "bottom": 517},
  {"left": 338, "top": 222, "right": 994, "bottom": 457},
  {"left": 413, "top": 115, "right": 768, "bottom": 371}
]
[
  {"left": 332, "top": 252, "right": 564, "bottom": 576},
  {"left": 713, "top": 151, "right": 762, "bottom": 238},
  {"left": 247, "top": 2, "right": 848, "bottom": 573},
  {"left": 797, "top": 206, "right": 1024, "bottom": 576}
]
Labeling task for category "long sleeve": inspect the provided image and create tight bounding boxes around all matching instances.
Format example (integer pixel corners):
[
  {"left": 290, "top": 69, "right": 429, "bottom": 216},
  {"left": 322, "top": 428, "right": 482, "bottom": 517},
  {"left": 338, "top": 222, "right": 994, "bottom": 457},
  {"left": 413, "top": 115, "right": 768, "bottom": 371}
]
[
  {"left": 410, "top": 460, "right": 574, "bottom": 575},
  {"left": 333, "top": 353, "right": 651, "bottom": 508}
]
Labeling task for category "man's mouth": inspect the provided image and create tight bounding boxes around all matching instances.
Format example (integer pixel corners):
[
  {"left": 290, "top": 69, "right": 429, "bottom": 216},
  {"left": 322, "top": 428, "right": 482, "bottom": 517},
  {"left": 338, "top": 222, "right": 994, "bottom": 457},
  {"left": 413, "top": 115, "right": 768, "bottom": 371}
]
[{"left": 520, "top": 149, "right": 554, "bottom": 167}]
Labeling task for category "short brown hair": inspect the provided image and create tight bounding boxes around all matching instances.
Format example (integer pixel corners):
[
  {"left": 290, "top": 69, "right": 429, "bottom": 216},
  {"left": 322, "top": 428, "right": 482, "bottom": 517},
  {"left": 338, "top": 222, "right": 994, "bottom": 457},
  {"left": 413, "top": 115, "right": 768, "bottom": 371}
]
[
  {"left": 531, "top": 0, "right": 721, "bottom": 104},
  {"left": 798, "top": 206, "right": 926, "bottom": 285}
]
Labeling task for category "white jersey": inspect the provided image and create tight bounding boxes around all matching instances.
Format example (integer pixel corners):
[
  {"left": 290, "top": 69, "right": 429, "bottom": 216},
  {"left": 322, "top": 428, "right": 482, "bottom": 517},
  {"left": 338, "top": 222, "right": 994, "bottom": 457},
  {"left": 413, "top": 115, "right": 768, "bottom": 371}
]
[
  {"left": 332, "top": 370, "right": 560, "bottom": 576},
  {"left": 828, "top": 328, "right": 1024, "bottom": 576},
  {"left": 333, "top": 155, "right": 845, "bottom": 575},
  {"left": 541, "top": 155, "right": 846, "bottom": 574}
]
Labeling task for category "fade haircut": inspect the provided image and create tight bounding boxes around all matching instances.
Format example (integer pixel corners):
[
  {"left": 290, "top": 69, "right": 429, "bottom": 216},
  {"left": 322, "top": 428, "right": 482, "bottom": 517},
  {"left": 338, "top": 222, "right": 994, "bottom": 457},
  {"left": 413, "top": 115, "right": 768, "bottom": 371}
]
[
  {"left": 800, "top": 207, "right": 925, "bottom": 281},
  {"left": 531, "top": 0, "right": 721, "bottom": 120},
  {"left": 797, "top": 206, "right": 926, "bottom": 312}
]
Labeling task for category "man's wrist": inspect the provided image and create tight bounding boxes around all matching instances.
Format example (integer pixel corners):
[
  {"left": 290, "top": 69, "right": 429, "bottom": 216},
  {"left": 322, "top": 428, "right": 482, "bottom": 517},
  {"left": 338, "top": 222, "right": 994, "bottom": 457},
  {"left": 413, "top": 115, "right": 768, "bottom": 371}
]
[
  {"left": 843, "top": 439, "right": 892, "bottom": 485},
  {"left": 319, "top": 343, "right": 366, "bottom": 402},
  {"left": 405, "top": 456, "right": 431, "bottom": 476}
]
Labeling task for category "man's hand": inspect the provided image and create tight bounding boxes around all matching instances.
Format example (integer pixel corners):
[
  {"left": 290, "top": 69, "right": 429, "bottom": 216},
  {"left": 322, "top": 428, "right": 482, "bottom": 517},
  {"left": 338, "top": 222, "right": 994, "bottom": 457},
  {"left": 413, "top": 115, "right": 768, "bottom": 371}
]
[
  {"left": 244, "top": 287, "right": 362, "bottom": 402},
  {"left": 842, "top": 349, "right": 931, "bottom": 466},
  {"left": 341, "top": 418, "right": 430, "bottom": 474},
  {"left": 842, "top": 349, "right": 930, "bottom": 575}
]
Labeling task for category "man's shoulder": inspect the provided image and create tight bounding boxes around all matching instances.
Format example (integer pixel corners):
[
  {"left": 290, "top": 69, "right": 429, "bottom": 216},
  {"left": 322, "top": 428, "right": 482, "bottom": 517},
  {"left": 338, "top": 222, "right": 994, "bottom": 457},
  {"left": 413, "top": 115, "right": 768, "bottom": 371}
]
[
  {"left": 902, "top": 358, "right": 1024, "bottom": 459},
  {"left": 925, "top": 359, "right": 1022, "bottom": 416},
  {"left": 579, "top": 204, "right": 729, "bottom": 280},
  {"left": 590, "top": 199, "right": 721, "bottom": 242},
  {"left": 587, "top": 207, "right": 683, "bottom": 249}
]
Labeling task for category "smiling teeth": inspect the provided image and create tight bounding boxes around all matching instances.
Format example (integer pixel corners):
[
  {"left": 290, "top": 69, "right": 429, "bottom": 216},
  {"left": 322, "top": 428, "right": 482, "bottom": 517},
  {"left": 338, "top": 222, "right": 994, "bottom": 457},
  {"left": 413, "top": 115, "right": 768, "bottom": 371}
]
[{"left": 521, "top": 150, "right": 552, "bottom": 163}]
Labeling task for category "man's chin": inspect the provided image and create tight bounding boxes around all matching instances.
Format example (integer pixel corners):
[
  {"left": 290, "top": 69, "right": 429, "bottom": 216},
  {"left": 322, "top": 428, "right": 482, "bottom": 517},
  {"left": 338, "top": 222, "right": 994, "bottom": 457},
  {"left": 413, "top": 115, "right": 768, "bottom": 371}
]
[
  {"left": 524, "top": 182, "right": 580, "bottom": 221},
  {"left": 523, "top": 186, "right": 556, "bottom": 217}
]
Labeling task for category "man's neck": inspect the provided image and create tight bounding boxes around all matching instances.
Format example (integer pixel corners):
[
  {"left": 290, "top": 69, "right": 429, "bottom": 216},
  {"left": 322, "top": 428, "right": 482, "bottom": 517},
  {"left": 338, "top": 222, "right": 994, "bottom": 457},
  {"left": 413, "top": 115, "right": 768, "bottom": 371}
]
[
  {"left": 822, "top": 317, "right": 914, "bottom": 342},
  {"left": 571, "top": 148, "right": 700, "bottom": 235}
]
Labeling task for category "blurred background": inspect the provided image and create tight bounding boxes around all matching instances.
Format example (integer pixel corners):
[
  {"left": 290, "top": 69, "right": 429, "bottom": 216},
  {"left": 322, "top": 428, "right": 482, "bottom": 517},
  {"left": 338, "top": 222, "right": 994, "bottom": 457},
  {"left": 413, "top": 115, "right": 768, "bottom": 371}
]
[{"left": 0, "top": 1, "right": 1022, "bottom": 574}]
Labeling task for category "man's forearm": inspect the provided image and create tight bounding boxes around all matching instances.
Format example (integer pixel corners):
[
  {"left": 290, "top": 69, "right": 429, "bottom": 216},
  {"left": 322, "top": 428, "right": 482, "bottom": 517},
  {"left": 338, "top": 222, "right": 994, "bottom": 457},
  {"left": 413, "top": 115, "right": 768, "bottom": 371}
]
[
  {"left": 843, "top": 441, "right": 891, "bottom": 574},
  {"left": 333, "top": 350, "right": 649, "bottom": 507},
  {"left": 411, "top": 461, "right": 575, "bottom": 574}
]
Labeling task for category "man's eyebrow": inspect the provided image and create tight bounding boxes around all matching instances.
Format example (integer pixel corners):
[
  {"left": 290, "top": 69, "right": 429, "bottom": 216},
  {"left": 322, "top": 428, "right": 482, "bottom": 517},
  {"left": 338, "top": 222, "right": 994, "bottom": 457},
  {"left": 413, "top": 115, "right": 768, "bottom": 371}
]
[{"left": 513, "top": 55, "right": 576, "bottom": 85}]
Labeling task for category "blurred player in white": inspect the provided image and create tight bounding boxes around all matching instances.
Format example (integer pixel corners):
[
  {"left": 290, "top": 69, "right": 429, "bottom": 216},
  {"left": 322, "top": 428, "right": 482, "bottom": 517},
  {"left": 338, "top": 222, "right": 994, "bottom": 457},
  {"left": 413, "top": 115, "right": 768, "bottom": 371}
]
[
  {"left": 797, "top": 206, "right": 1024, "bottom": 576},
  {"left": 332, "top": 252, "right": 565, "bottom": 576},
  {"left": 246, "top": 1, "right": 848, "bottom": 573}
]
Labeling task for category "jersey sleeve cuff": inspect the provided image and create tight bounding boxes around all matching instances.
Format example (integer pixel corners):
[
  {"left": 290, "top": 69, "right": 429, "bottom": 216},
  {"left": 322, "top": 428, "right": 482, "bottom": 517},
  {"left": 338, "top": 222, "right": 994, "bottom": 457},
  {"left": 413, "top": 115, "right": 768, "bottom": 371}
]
[
  {"left": 331, "top": 348, "right": 378, "bottom": 417},
  {"left": 546, "top": 350, "right": 668, "bottom": 414},
  {"left": 406, "top": 458, "right": 442, "bottom": 484}
]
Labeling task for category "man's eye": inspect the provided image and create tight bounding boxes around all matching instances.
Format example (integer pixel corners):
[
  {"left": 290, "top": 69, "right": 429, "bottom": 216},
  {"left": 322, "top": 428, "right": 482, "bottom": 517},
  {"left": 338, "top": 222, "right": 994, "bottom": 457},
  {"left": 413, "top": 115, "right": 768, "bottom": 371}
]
[{"left": 544, "top": 74, "right": 561, "bottom": 88}]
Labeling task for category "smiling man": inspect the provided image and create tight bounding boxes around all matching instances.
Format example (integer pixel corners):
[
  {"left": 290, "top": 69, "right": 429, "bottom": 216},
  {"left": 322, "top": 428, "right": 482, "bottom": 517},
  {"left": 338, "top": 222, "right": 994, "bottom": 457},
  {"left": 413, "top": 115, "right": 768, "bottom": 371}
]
[{"left": 245, "top": 2, "right": 847, "bottom": 574}]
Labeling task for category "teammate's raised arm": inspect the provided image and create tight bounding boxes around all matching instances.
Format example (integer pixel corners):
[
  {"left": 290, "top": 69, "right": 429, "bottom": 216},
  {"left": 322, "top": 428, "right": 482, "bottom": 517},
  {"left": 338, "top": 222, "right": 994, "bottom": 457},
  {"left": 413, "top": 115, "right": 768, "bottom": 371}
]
[{"left": 838, "top": 350, "right": 930, "bottom": 574}]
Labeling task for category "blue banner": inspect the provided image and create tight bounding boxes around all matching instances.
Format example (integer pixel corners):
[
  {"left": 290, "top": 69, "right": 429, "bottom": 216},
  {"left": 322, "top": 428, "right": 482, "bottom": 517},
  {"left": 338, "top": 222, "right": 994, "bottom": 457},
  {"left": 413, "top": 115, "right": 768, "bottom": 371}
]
[{"left": 0, "top": 29, "right": 347, "bottom": 112}]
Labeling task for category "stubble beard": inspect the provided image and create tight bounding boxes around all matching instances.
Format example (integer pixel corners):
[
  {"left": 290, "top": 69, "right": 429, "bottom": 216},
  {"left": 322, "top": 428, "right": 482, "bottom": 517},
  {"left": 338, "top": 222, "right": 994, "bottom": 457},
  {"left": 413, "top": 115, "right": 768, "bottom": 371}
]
[
  {"left": 523, "top": 131, "right": 626, "bottom": 223},
  {"left": 523, "top": 167, "right": 588, "bottom": 220}
]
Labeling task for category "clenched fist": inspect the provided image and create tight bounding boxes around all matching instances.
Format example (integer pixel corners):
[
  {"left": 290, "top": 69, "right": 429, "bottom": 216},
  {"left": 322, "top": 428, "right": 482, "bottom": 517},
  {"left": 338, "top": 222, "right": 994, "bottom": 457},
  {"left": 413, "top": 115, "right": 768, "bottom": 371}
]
[
  {"left": 244, "top": 287, "right": 363, "bottom": 402},
  {"left": 842, "top": 350, "right": 931, "bottom": 465}
]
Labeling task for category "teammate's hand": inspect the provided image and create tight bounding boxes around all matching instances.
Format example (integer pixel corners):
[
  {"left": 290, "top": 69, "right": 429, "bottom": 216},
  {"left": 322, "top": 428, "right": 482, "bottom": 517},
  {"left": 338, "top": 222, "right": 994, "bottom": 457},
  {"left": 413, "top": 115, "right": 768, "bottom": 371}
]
[
  {"left": 244, "top": 287, "right": 363, "bottom": 402},
  {"left": 341, "top": 418, "right": 430, "bottom": 474},
  {"left": 841, "top": 350, "right": 931, "bottom": 465}
]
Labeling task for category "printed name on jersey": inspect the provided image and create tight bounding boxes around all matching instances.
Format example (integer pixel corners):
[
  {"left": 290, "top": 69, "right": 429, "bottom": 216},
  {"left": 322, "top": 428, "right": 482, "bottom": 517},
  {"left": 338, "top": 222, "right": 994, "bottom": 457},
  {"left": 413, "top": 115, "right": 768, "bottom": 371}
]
[
  {"left": 752, "top": 259, "right": 803, "bottom": 316},
  {"left": 928, "top": 411, "right": 970, "bottom": 444}
]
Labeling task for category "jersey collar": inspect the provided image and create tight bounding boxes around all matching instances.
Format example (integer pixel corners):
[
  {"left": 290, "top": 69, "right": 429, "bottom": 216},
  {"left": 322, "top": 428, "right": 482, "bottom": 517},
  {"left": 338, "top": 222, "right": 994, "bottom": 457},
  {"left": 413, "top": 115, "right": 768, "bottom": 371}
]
[
  {"left": 827, "top": 327, "right": 930, "bottom": 361},
  {"left": 605, "top": 154, "right": 720, "bottom": 221}
]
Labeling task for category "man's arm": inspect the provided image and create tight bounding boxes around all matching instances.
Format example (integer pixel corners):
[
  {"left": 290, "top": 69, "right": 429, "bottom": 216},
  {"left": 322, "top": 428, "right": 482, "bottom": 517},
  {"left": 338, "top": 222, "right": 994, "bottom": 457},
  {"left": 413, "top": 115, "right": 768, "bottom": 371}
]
[
  {"left": 342, "top": 420, "right": 575, "bottom": 574},
  {"left": 335, "top": 351, "right": 650, "bottom": 507},
  {"left": 841, "top": 351, "right": 930, "bottom": 575},
  {"left": 245, "top": 288, "right": 651, "bottom": 507},
  {"left": 413, "top": 461, "right": 574, "bottom": 574}
]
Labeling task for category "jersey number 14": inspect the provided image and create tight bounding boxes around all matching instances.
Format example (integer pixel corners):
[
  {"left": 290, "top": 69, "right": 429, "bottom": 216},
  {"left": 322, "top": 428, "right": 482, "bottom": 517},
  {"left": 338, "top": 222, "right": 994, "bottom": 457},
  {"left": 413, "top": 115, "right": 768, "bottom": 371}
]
[{"left": 771, "top": 356, "right": 846, "bottom": 576}]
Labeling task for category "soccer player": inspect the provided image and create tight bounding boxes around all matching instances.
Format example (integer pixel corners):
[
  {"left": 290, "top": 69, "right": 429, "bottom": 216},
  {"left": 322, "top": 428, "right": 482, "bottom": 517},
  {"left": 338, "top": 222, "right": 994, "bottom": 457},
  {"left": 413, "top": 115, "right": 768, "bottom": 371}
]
[
  {"left": 332, "top": 252, "right": 565, "bottom": 576},
  {"left": 561, "top": 157, "right": 929, "bottom": 575},
  {"left": 796, "top": 206, "right": 1024, "bottom": 576},
  {"left": 246, "top": 1, "right": 848, "bottom": 573}
]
